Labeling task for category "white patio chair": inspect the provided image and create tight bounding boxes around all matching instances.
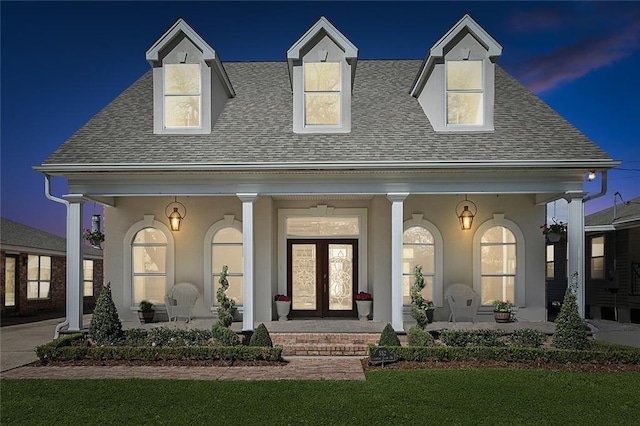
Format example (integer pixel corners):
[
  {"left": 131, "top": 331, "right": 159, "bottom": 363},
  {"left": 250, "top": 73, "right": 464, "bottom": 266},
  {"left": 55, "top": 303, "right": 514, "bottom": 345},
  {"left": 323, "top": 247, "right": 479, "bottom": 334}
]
[
  {"left": 445, "top": 283, "right": 480, "bottom": 323},
  {"left": 165, "top": 282, "right": 200, "bottom": 322}
]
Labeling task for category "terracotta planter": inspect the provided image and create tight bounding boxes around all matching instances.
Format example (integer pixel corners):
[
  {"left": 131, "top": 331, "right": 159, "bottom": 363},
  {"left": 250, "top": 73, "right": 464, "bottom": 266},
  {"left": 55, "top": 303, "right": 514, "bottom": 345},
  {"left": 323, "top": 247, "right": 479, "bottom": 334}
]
[
  {"left": 493, "top": 311, "right": 511, "bottom": 323},
  {"left": 355, "top": 300, "right": 373, "bottom": 321},
  {"left": 275, "top": 301, "right": 291, "bottom": 321}
]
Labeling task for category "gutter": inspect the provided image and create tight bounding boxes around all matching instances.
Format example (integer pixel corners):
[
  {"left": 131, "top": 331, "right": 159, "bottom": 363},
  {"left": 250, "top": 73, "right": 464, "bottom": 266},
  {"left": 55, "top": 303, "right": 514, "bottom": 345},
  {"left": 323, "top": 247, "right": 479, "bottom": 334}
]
[
  {"left": 584, "top": 170, "right": 608, "bottom": 203},
  {"left": 44, "top": 175, "right": 70, "bottom": 339},
  {"left": 33, "top": 159, "right": 622, "bottom": 174}
]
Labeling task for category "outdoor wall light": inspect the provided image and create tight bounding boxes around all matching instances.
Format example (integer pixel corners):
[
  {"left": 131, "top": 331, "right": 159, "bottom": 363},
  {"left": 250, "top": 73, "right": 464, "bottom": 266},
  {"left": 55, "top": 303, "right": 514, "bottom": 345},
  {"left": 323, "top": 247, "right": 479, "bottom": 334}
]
[
  {"left": 587, "top": 171, "right": 596, "bottom": 181},
  {"left": 165, "top": 197, "right": 187, "bottom": 231},
  {"left": 455, "top": 195, "right": 477, "bottom": 230}
]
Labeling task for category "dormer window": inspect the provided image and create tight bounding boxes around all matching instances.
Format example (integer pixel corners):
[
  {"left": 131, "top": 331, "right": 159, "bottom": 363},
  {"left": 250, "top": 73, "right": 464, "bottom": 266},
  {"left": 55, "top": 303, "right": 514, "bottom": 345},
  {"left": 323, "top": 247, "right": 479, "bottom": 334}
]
[
  {"left": 304, "top": 62, "right": 341, "bottom": 126},
  {"left": 146, "top": 18, "right": 235, "bottom": 135},
  {"left": 287, "top": 17, "right": 358, "bottom": 134},
  {"left": 164, "top": 64, "right": 201, "bottom": 128},
  {"left": 446, "top": 60, "right": 483, "bottom": 125}
]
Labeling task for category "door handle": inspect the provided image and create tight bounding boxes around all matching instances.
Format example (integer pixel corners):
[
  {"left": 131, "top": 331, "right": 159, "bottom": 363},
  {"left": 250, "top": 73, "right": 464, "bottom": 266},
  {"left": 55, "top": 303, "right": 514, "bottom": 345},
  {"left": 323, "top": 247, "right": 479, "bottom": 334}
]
[{"left": 323, "top": 274, "right": 328, "bottom": 294}]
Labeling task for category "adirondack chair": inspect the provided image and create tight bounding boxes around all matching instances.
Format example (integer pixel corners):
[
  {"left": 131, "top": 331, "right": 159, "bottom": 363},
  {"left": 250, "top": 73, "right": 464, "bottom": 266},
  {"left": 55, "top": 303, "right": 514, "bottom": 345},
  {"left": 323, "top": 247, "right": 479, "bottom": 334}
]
[
  {"left": 165, "top": 282, "right": 200, "bottom": 322},
  {"left": 445, "top": 283, "right": 481, "bottom": 323}
]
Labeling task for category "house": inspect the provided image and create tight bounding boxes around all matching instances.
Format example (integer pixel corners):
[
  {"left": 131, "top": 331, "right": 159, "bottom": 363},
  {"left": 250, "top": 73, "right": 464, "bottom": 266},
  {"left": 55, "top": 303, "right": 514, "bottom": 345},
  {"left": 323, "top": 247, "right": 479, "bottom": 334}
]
[
  {"left": 585, "top": 196, "right": 640, "bottom": 323},
  {"left": 0, "top": 217, "right": 103, "bottom": 320},
  {"left": 34, "top": 15, "right": 618, "bottom": 333}
]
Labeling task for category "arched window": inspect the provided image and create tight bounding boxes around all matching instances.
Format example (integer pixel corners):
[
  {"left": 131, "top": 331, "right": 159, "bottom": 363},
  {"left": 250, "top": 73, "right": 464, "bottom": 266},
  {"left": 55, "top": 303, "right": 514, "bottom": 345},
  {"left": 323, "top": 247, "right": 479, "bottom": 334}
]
[
  {"left": 212, "top": 227, "right": 243, "bottom": 306},
  {"left": 473, "top": 215, "right": 525, "bottom": 307},
  {"left": 124, "top": 215, "right": 174, "bottom": 309},
  {"left": 203, "top": 216, "right": 243, "bottom": 310},
  {"left": 402, "top": 216, "right": 443, "bottom": 307},
  {"left": 132, "top": 227, "right": 168, "bottom": 305}
]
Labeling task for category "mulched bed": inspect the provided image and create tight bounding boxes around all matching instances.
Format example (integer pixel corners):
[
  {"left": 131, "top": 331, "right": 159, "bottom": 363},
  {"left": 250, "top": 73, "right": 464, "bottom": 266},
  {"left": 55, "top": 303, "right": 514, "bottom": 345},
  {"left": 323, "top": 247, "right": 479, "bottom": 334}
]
[{"left": 362, "top": 358, "right": 640, "bottom": 373}]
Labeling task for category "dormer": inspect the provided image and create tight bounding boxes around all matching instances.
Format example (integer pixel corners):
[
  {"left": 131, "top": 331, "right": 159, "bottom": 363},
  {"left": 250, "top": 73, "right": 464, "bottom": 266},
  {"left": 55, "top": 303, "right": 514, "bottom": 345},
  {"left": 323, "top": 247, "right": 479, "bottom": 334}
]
[
  {"left": 410, "top": 14, "right": 502, "bottom": 132},
  {"left": 287, "top": 17, "right": 358, "bottom": 134},
  {"left": 146, "top": 18, "right": 235, "bottom": 135}
]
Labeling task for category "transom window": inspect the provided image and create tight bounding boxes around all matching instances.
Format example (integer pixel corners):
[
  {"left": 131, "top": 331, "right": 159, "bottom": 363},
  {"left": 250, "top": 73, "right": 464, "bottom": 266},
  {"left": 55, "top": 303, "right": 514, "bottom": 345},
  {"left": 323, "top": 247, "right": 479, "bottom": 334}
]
[
  {"left": 164, "top": 63, "right": 201, "bottom": 128},
  {"left": 83, "top": 260, "right": 94, "bottom": 297},
  {"left": 27, "top": 255, "right": 51, "bottom": 300},
  {"left": 132, "top": 227, "right": 167, "bottom": 304},
  {"left": 403, "top": 226, "right": 435, "bottom": 305},
  {"left": 304, "top": 62, "right": 341, "bottom": 126},
  {"left": 212, "top": 227, "right": 243, "bottom": 306},
  {"left": 446, "top": 60, "right": 483, "bottom": 125},
  {"left": 479, "top": 226, "right": 516, "bottom": 305},
  {"left": 590, "top": 236, "right": 605, "bottom": 279}
]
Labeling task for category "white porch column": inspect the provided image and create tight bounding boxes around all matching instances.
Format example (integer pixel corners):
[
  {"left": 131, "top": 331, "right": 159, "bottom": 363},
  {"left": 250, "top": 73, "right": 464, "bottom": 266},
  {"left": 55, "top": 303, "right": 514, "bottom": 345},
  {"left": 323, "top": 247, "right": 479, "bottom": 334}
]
[
  {"left": 238, "top": 193, "right": 258, "bottom": 331},
  {"left": 65, "top": 197, "right": 85, "bottom": 331},
  {"left": 387, "top": 193, "right": 409, "bottom": 332},
  {"left": 566, "top": 192, "right": 586, "bottom": 318}
]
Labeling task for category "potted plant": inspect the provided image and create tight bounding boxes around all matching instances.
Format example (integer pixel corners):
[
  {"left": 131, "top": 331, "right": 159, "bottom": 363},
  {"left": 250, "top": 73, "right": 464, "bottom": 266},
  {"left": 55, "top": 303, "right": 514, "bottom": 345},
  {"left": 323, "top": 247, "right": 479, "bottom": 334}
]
[
  {"left": 138, "top": 300, "right": 154, "bottom": 324},
  {"left": 541, "top": 219, "right": 567, "bottom": 243},
  {"left": 274, "top": 294, "right": 291, "bottom": 321},
  {"left": 83, "top": 228, "right": 105, "bottom": 249},
  {"left": 492, "top": 299, "right": 513, "bottom": 323},
  {"left": 355, "top": 291, "right": 373, "bottom": 321}
]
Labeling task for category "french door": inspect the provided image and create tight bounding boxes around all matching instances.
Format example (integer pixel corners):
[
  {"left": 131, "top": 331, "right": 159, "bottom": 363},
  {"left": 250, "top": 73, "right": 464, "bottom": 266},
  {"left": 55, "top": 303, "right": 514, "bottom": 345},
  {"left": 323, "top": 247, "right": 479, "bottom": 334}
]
[{"left": 287, "top": 239, "right": 358, "bottom": 317}]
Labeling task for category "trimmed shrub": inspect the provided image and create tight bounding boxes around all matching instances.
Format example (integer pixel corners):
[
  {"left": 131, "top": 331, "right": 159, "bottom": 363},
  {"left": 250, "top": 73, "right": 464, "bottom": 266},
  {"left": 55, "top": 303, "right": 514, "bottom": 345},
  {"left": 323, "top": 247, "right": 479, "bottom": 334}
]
[
  {"left": 379, "top": 323, "right": 401, "bottom": 347},
  {"left": 407, "top": 326, "right": 435, "bottom": 347},
  {"left": 215, "top": 265, "right": 235, "bottom": 328},
  {"left": 510, "top": 328, "right": 546, "bottom": 348},
  {"left": 212, "top": 324, "right": 240, "bottom": 347},
  {"left": 89, "top": 283, "right": 123, "bottom": 345},
  {"left": 440, "top": 330, "right": 503, "bottom": 347},
  {"left": 552, "top": 273, "right": 588, "bottom": 350},
  {"left": 410, "top": 266, "right": 430, "bottom": 329},
  {"left": 249, "top": 323, "right": 273, "bottom": 347}
]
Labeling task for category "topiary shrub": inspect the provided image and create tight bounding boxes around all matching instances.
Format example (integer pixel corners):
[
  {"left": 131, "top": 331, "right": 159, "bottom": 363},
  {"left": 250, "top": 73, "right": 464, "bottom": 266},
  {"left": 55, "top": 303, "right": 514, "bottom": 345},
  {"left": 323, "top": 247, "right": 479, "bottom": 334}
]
[
  {"left": 407, "top": 326, "right": 435, "bottom": 347},
  {"left": 440, "top": 330, "right": 472, "bottom": 347},
  {"left": 510, "top": 328, "right": 546, "bottom": 348},
  {"left": 552, "top": 272, "right": 588, "bottom": 350},
  {"left": 89, "top": 283, "right": 123, "bottom": 345},
  {"left": 410, "top": 266, "right": 431, "bottom": 329},
  {"left": 378, "top": 323, "right": 401, "bottom": 347},
  {"left": 215, "top": 265, "right": 235, "bottom": 328},
  {"left": 249, "top": 323, "right": 273, "bottom": 347},
  {"left": 212, "top": 324, "right": 240, "bottom": 346}
]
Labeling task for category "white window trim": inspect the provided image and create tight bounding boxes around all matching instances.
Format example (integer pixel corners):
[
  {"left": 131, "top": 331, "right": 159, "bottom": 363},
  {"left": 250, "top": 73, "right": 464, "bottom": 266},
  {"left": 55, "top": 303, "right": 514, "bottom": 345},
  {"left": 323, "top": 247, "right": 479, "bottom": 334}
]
[
  {"left": 277, "top": 206, "right": 368, "bottom": 296},
  {"left": 203, "top": 215, "right": 243, "bottom": 312},
  {"left": 27, "top": 255, "right": 51, "bottom": 300},
  {"left": 473, "top": 214, "right": 525, "bottom": 308},
  {"left": 403, "top": 214, "right": 444, "bottom": 307},
  {"left": 123, "top": 215, "right": 175, "bottom": 311},
  {"left": 590, "top": 235, "right": 606, "bottom": 280},
  {"left": 445, "top": 59, "right": 484, "bottom": 127}
]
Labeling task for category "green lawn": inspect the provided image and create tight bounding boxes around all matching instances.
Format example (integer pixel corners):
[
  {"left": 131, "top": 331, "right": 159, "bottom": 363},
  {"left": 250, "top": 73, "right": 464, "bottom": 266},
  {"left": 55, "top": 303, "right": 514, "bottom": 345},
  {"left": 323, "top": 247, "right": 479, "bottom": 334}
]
[{"left": 2, "top": 369, "right": 639, "bottom": 425}]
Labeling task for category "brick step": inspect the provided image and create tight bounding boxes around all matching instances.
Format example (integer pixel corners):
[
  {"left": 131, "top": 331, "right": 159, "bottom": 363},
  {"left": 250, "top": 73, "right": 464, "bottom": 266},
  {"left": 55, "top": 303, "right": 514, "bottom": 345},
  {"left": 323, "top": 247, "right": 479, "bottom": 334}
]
[{"left": 270, "top": 332, "right": 407, "bottom": 356}]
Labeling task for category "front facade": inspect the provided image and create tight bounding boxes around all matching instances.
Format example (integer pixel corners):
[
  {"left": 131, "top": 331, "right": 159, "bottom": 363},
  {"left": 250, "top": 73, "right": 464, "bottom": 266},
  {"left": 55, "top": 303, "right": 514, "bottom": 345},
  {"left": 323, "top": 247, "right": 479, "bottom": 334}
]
[
  {"left": 585, "top": 197, "right": 640, "bottom": 323},
  {"left": 35, "top": 15, "right": 617, "bottom": 332},
  {"left": 0, "top": 218, "right": 103, "bottom": 318}
]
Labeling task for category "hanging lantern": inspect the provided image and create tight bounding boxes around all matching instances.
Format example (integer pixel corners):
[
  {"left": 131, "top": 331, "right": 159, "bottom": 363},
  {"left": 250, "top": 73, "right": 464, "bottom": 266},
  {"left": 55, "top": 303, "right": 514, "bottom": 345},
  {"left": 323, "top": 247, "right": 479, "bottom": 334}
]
[
  {"left": 165, "top": 197, "right": 187, "bottom": 231},
  {"left": 455, "top": 195, "right": 477, "bottom": 230}
]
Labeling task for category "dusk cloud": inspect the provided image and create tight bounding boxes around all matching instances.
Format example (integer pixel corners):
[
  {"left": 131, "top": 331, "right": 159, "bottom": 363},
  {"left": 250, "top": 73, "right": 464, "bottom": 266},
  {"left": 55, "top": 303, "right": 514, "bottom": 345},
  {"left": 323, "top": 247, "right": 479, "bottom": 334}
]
[{"left": 513, "top": 21, "right": 640, "bottom": 93}]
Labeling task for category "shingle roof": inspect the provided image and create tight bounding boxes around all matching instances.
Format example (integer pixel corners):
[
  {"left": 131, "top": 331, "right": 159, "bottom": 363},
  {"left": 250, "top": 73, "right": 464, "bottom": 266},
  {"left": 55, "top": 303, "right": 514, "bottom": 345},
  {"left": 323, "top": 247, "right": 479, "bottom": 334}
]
[
  {"left": 42, "top": 60, "right": 611, "bottom": 167},
  {"left": 585, "top": 196, "right": 640, "bottom": 227},
  {"left": 0, "top": 217, "right": 103, "bottom": 257}
]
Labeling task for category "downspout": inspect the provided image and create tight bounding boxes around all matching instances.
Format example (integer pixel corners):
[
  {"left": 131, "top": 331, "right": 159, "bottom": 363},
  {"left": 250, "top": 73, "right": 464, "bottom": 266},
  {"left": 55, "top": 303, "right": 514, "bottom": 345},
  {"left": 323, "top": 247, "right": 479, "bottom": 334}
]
[
  {"left": 44, "top": 175, "right": 70, "bottom": 338},
  {"left": 583, "top": 170, "right": 608, "bottom": 203}
]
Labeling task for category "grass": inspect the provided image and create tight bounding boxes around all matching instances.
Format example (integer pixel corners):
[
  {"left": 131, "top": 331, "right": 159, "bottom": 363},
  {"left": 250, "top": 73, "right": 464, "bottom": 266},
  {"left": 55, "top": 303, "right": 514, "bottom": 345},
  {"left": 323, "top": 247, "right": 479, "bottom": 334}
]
[{"left": 2, "top": 369, "right": 640, "bottom": 425}]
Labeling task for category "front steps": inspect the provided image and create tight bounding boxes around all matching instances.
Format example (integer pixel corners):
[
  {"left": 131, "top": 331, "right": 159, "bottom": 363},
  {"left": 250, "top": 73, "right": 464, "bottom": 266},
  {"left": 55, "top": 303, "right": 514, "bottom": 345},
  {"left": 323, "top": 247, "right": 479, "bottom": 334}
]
[{"left": 271, "top": 332, "right": 407, "bottom": 356}]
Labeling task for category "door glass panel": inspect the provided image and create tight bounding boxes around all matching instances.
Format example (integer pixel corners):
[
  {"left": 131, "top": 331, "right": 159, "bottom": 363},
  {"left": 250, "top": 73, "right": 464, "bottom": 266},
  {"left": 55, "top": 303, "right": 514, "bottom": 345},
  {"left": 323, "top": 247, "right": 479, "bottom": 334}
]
[
  {"left": 292, "top": 244, "right": 317, "bottom": 310},
  {"left": 328, "top": 244, "right": 353, "bottom": 311},
  {"left": 5, "top": 257, "right": 15, "bottom": 307}
]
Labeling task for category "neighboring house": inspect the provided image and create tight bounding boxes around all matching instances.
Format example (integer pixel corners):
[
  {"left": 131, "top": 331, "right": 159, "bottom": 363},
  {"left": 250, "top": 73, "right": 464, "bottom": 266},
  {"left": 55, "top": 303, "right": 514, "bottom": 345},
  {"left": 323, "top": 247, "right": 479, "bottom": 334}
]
[
  {"left": 0, "top": 217, "right": 103, "bottom": 318},
  {"left": 34, "top": 15, "right": 618, "bottom": 332},
  {"left": 585, "top": 196, "right": 640, "bottom": 323}
]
